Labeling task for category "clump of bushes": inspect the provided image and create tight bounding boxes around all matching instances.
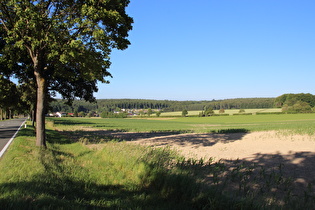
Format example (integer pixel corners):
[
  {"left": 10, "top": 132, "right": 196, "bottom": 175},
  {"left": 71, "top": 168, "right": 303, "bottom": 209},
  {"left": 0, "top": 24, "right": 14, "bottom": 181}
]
[
  {"left": 181, "top": 109, "right": 188, "bottom": 117},
  {"left": 233, "top": 113, "right": 252, "bottom": 116},
  {"left": 199, "top": 107, "right": 214, "bottom": 117},
  {"left": 256, "top": 112, "right": 285, "bottom": 115},
  {"left": 282, "top": 101, "right": 313, "bottom": 113}
]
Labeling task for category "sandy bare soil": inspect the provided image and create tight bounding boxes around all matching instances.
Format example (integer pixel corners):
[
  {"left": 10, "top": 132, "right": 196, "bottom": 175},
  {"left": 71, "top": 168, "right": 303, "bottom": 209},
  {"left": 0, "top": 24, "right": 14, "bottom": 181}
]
[
  {"left": 124, "top": 131, "right": 315, "bottom": 191},
  {"left": 62, "top": 128, "right": 315, "bottom": 200},
  {"left": 126, "top": 131, "right": 315, "bottom": 160},
  {"left": 64, "top": 128, "right": 315, "bottom": 196}
]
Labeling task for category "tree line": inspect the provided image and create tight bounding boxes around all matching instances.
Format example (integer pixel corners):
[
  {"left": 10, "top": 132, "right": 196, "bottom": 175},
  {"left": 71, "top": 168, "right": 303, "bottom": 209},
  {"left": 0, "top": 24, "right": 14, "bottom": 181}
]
[{"left": 49, "top": 97, "right": 276, "bottom": 114}]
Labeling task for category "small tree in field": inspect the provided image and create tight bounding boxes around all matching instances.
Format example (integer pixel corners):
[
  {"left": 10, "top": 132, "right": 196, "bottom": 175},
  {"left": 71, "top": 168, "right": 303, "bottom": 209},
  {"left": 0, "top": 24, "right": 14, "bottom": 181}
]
[
  {"left": 204, "top": 107, "right": 214, "bottom": 116},
  {"left": 219, "top": 108, "right": 225, "bottom": 114},
  {"left": 78, "top": 111, "right": 86, "bottom": 117},
  {"left": 156, "top": 111, "right": 161, "bottom": 117},
  {"left": 182, "top": 109, "right": 188, "bottom": 117},
  {"left": 0, "top": 1, "right": 133, "bottom": 147},
  {"left": 147, "top": 108, "right": 153, "bottom": 117},
  {"left": 239, "top": 109, "right": 245, "bottom": 113},
  {"left": 199, "top": 112, "right": 204, "bottom": 117}
]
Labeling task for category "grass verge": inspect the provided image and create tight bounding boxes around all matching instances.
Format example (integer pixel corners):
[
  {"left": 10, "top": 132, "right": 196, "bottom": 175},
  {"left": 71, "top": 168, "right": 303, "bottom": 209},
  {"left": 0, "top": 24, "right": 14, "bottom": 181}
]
[{"left": 0, "top": 125, "right": 217, "bottom": 209}]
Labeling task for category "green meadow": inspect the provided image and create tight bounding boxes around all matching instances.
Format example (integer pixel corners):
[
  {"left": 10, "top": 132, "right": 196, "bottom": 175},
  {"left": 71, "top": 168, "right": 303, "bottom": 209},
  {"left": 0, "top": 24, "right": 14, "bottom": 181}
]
[{"left": 51, "top": 112, "right": 315, "bottom": 135}]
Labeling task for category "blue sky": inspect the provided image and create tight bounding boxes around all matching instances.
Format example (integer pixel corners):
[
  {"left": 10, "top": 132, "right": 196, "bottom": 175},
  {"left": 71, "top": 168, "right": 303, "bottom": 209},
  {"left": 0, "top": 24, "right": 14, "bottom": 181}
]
[{"left": 94, "top": 0, "right": 315, "bottom": 101}]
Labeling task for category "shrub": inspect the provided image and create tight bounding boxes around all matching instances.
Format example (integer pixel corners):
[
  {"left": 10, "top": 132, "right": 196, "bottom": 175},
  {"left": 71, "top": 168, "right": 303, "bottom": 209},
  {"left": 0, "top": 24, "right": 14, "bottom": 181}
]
[
  {"left": 256, "top": 112, "right": 285, "bottom": 115},
  {"left": 282, "top": 101, "right": 313, "bottom": 113},
  {"left": 182, "top": 109, "right": 188, "bottom": 117},
  {"left": 156, "top": 111, "right": 161, "bottom": 117},
  {"left": 212, "top": 114, "right": 229, "bottom": 116},
  {"left": 204, "top": 107, "right": 214, "bottom": 116},
  {"left": 233, "top": 113, "right": 252, "bottom": 115},
  {"left": 78, "top": 111, "right": 85, "bottom": 117}
]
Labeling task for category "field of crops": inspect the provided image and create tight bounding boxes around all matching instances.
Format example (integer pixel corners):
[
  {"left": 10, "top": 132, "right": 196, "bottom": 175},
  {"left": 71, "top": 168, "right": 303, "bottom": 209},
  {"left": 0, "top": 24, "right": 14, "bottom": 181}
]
[
  {"left": 50, "top": 112, "right": 315, "bottom": 135},
  {"left": 160, "top": 108, "right": 282, "bottom": 116}
]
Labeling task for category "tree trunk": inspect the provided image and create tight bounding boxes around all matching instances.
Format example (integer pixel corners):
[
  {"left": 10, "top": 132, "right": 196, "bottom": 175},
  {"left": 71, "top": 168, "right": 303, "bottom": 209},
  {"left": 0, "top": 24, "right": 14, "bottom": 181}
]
[
  {"left": 35, "top": 71, "right": 47, "bottom": 147},
  {"left": 29, "top": 48, "right": 47, "bottom": 147}
]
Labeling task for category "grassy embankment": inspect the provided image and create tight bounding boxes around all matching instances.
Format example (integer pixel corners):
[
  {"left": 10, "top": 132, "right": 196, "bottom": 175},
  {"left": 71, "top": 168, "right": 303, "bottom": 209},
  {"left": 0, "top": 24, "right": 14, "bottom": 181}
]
[{"left": 1, "top": 113, "right": 315, "bottom": 209}]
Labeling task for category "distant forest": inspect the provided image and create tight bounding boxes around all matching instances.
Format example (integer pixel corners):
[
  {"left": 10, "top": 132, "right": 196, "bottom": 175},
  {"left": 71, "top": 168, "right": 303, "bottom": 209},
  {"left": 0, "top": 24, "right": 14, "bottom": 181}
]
[{"left": 49, "top": 98, "right": 275, "bottom": 113}]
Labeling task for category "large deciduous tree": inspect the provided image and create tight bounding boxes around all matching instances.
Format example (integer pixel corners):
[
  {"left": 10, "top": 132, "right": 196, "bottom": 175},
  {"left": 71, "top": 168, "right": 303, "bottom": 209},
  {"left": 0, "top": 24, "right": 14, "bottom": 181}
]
[{"left": 0, "top": 1, "right": 133, "bottom": 147}]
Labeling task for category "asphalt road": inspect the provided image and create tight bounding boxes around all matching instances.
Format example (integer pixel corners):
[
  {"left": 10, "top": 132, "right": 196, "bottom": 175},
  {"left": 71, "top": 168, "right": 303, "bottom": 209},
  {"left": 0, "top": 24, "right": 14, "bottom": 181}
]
[{"left": 0, "top": 118, "right": 27, "bottom": 155}]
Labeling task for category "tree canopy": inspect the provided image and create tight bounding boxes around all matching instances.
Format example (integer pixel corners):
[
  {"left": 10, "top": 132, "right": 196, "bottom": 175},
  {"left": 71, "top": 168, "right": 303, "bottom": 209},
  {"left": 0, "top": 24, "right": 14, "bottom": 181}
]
[
  {"left": 181, "top": 109, "right": 188, "bottom": 117},
  {"left": 275, "top": 93, "right": 315, "bottom": 113},
  {"left": 275, "top": 93, "right": 315, "bottom": 108},
  {"left": 0, "top": 75, "right": 18, "bottom": 119},
  {"left": 0, "top": 0, "right": 133, "bottom": 146}
]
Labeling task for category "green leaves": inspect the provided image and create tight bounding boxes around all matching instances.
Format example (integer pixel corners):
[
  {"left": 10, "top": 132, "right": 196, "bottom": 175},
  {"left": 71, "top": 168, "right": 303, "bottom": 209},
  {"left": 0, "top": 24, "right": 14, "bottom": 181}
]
[
  {"left": 0, "top": 75, "right": 19, "bottom": 109},
  {"left": 0, "top": 1, "right": 132, "bottom": 145},
  {"left": 0, "top": 0, "right": 132, "bottom": 102}
]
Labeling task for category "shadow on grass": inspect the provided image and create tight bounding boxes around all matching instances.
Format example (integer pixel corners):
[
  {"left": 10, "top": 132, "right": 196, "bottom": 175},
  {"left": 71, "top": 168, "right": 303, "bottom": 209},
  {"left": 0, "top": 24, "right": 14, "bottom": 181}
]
[
  {"left": 0, "top": 177, "right": 138, "bottom": 209},
  {"left": 50, "top": 130, "right": 186, "bottom": 144},
  {"left": 134, "top": 132, "right": 250, "bottom": 148},
  {"left": 3, "top": 149, "right": 314, "bottom": 209},
  {"left": 16, "top": 127, "right": 36, "bottom": 137},
  {"left": 51, "top": 129, "right": 250, "bottom": 148},
  {"left": 0, "top": 170, "right": 220, "bottom": 209},
  {"left": 48, "top": 118, "right": 95, "bottom": 125},
  {"left": 212, "top": 128, "right": 249, "bottom": 134}
]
